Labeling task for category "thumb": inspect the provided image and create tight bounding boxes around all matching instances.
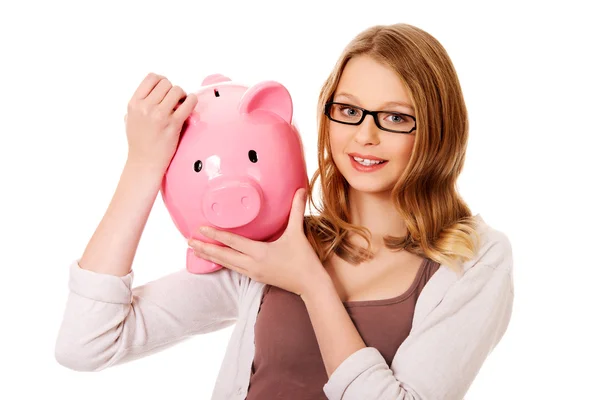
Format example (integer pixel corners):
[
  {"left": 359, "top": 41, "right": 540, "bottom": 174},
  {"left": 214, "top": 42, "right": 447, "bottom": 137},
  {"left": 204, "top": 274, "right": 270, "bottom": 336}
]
[{"left": 287, "top": 188, "right": 307, "bottom": 232}]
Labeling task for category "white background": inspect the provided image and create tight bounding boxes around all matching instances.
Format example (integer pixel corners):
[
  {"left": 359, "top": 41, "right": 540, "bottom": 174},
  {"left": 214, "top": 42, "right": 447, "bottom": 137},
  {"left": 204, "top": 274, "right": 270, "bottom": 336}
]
[{"left": 1, "top": 0, "right": 598, "bottom": 399}]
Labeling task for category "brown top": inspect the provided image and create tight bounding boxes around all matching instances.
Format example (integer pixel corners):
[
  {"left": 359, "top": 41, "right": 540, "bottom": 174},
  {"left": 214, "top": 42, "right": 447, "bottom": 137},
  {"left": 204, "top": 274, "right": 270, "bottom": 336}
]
[{"left": 245, "top": 257, "right": 441, "bottom": 399}]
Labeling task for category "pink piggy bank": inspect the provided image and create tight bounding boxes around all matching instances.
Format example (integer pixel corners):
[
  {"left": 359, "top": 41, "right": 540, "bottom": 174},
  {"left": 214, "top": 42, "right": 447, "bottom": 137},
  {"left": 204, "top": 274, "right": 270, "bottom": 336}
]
[{"left": 160, "top": 74, "right": 308, "bottom": 274}]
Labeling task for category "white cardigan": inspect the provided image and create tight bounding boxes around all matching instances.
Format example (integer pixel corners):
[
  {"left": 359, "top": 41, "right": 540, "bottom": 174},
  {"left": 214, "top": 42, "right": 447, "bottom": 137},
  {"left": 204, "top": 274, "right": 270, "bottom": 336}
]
[{"left": 54, "top": 213, "right": 514, "bottom": 399}]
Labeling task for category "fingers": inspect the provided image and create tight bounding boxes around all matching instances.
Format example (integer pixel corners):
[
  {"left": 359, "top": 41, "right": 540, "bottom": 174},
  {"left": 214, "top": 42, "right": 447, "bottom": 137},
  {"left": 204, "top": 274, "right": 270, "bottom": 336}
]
[
  {"left": 131, "top": 72, "right": 166, "bottom": 100},
  {"left": 145, "top": 77, "right": 173, "bottom": 105},
  {"left": 172, "top": 94, "right": 198, "bottom": 125},
  {"left": 128, "top": 72, "right": 196, "bottom": 127},
  {"left": 287, "top": 188, "right": 307, "bottom": 231},
  {"left": 196, "top": 226, "right": 262, "bottom": 259},
  {"left": 160, "top": 85, "right": 187, "bottom": 113},
  {"left": 189, "top": 240, "right": 251, "bottom": 273}
]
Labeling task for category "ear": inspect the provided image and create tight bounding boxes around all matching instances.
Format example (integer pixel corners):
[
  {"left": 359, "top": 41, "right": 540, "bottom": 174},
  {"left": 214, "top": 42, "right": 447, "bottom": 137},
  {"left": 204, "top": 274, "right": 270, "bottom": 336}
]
[
  {"left": 202, "top": 74, "right": 231, "bottom": 86},
  {"left": 238, "top": 81, "right": 293, "bottom": 123}
]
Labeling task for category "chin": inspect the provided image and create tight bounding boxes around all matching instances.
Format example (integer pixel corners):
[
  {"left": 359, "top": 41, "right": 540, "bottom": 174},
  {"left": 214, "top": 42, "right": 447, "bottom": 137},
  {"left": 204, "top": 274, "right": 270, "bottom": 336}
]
[
  {"left": 345, "top": 175, "right": 396, "bottom": 194},
  {"left": 340, "top": 164, "right": 397, "bottom": 194}
]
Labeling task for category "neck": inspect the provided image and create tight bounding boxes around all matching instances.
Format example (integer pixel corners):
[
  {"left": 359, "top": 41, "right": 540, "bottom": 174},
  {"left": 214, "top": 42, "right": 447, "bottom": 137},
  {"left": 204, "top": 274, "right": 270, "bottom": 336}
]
[{"left": 346, "top": 188, "right": 407, "bottom": 250}]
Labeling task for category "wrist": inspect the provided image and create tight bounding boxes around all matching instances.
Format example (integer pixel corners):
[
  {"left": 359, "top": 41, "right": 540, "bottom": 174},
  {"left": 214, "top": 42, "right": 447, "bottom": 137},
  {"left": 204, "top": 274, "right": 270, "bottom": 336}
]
[
  {"left": 125, "top": 156, "right": 168, "bottom": 177},
  {"left": 300, "top": 270, "right": 336, "bottom": 304},
  {"left": 122, "top": 159, "right": 166, "bottom": 190}
]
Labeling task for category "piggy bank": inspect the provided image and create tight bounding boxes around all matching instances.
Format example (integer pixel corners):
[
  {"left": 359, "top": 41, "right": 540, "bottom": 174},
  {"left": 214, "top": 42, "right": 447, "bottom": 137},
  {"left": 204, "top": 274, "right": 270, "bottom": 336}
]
[{"left": 160, "top": 74, "right": 309, "bottom": 274}]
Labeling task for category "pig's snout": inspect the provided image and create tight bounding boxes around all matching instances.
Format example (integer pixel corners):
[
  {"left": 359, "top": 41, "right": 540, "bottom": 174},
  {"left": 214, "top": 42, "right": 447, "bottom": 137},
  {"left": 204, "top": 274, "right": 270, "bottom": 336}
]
[{"left": 202, "top": 179, "right": 263, "bottom": 228}]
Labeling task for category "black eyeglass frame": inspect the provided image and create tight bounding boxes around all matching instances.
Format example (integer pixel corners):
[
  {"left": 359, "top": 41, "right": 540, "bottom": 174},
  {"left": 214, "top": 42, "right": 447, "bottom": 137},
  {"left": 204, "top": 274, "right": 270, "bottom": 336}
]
[{"left": 324, "top": 101, "right": 417, "bottom": 134}]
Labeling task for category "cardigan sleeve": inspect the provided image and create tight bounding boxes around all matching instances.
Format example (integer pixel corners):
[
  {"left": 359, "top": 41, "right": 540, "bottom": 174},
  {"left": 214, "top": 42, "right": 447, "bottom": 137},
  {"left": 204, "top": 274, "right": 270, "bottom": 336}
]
[
  {"left": 54, "top": 258, "right": 244, "bottom": 371},
  {"left": 322, "top": 259, "right": 514, "bottom": 400}
]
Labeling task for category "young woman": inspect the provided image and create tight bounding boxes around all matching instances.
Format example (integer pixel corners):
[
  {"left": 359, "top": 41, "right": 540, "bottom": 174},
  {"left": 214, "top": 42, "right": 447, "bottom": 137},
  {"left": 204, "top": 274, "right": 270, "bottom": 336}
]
[{"left": 55, "top": 23, "right": 514, "bottom": 400}]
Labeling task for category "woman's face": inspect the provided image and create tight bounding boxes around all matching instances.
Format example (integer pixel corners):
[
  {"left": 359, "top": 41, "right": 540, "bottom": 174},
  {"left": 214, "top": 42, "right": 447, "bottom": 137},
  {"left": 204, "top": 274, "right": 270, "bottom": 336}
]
[{"left": 328, "top": 55, "right": 417, "bottom": 195}]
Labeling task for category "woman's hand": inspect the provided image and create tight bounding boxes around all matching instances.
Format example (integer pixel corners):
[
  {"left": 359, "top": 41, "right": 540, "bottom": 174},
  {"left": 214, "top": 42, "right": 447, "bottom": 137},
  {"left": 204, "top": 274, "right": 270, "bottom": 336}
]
[
  {"left": 124, "top": 73, "right": 198, "bottom": 172},
  {"left": 187, "top": 188, "right": 331, "bottom": 298}
]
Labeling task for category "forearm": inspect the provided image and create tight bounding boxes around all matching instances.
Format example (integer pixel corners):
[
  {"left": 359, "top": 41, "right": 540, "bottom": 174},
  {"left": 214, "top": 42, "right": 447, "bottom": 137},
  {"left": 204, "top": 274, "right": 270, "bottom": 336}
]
[
  {"left": 301, "top": 272, "right": 367, "bottom": 378},
  {"left": 78, "top": 158, "right": 166, "bottom": 277}
]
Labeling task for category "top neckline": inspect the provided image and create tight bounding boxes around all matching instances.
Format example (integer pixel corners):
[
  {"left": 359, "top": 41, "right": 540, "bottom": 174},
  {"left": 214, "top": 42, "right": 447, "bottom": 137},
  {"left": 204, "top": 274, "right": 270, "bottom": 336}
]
[{"left": 342, "top": 257, "right": 430, "bottom": 308}]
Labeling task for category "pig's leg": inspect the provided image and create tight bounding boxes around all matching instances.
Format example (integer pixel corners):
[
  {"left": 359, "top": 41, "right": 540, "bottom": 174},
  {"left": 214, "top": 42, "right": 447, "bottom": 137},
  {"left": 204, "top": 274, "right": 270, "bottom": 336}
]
[{"left": 186, "top": 247, "right": 223, "bottom": 274}]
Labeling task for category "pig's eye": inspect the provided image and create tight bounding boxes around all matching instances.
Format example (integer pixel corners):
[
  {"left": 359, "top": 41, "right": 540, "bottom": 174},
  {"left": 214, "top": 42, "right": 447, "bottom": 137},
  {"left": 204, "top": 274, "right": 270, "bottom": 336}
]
[
  {"left": 248, "top": 150, "right": 258, "bottom": 163},
  {"left": 194, "top": 160, "right": 203, "bottom": 172}
]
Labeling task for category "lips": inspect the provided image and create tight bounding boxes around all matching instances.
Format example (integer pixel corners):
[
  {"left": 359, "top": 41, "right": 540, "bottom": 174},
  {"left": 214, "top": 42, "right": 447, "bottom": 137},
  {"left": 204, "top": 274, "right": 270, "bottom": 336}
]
[
  {"left": 347, "top": 153, "right": 388, "bottom": 172},
  {"left": 348, "top": 152, "right": 386, "bottom": 162}
]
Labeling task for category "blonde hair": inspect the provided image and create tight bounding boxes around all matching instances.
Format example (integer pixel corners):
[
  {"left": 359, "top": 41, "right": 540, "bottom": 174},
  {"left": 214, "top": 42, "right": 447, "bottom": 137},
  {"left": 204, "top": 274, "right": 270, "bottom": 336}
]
[{"left": 304, "top": 23, "right": 482, "bottom": 275}]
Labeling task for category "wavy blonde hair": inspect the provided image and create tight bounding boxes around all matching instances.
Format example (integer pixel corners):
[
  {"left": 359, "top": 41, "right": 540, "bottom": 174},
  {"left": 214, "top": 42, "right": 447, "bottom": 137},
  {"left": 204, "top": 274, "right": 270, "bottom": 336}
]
[{"left": 304, "top": 23, "right": 482, "bottom": 275}]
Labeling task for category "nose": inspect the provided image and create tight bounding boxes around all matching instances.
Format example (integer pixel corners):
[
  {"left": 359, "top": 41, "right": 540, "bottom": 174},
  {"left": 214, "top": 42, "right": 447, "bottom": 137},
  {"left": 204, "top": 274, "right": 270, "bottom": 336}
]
[
  {"left": 202, "top": 178, "right": 263, "bottom": 228},
  {"left": 353, "top": 115, "right": 380, "bottom": 146}
]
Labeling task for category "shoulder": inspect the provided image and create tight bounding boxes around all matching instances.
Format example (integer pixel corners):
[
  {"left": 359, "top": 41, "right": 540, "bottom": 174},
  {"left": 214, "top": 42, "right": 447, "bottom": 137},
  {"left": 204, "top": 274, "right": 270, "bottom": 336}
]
[
  {"left": 413, "top": 214, "right": 514, "bottom": 323},
  {"left": 463, "top": 213, "right": 513, "bottom": 275},
  {"left": 389, "top": 216, "right": 514, "bottom": 400},
  {"left": 443, "top": 213, "right": 514, "bottom": 307}
]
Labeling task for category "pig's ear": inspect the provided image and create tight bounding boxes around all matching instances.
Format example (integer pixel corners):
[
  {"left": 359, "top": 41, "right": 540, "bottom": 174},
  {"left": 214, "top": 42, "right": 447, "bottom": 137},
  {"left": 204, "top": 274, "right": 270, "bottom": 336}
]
[
  {"left": 202, "top": 74, "right": 231, "bottom": 85},
  {"left": 239, "top": 81, "right": 292, "bottom": 123}
]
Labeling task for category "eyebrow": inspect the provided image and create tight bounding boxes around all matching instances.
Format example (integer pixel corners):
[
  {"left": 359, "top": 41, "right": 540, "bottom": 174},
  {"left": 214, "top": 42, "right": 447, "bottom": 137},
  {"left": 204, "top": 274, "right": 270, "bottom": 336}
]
[{"left": 334, "top": 92, "right": 415, "bottom": 113}]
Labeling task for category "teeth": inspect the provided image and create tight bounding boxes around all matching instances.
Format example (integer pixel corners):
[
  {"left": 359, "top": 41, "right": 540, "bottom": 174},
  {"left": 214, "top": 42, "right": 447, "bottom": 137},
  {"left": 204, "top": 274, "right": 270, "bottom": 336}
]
[{"left": 353, "top": 156, "right": 384, "bottom": 166}]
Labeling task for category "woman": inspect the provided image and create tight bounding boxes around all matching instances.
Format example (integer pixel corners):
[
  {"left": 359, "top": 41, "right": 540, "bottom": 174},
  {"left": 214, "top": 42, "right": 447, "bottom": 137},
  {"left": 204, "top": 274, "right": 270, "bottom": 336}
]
[{"left": 55, "top": 23, "right": 514, "bottom": 399}]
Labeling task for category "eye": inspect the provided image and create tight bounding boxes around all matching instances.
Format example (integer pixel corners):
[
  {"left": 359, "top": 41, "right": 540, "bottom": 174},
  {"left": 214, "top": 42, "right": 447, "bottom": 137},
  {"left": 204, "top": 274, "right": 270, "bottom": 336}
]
[
  {"left": 341, "top": 106, "right": 359, "bottom": 116},
  {"left": 194, "top": 160, "right": 203, "bottom": 172},
  {"left": 248, "top": 150, "right": 258, "bottom": 163},
  {"left": 385, "top": 113, "right": 405, "bottom": 123}
]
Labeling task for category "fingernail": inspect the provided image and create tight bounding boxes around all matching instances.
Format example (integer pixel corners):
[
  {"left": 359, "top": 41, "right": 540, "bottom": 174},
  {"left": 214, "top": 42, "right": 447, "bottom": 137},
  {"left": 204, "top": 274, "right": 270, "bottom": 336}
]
[{"left": 198, "top": 226, "right": 212, "bottom": 236}]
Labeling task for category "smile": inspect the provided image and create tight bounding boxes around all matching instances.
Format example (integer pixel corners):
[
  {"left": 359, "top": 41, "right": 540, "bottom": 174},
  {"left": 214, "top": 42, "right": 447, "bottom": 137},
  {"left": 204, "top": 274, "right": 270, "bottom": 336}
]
[
  {"left": 348, "top": 154, "right": 388, "bottom": 172},
  {"left": 352, "top": 156, "right": 385, "bottom": 166}
]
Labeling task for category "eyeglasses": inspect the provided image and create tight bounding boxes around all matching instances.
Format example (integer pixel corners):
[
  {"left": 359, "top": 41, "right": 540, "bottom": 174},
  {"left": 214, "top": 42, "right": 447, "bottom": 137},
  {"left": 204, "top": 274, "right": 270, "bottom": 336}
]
[{"left": 324, "top": 102, "right": 417, "bottom": 134}]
